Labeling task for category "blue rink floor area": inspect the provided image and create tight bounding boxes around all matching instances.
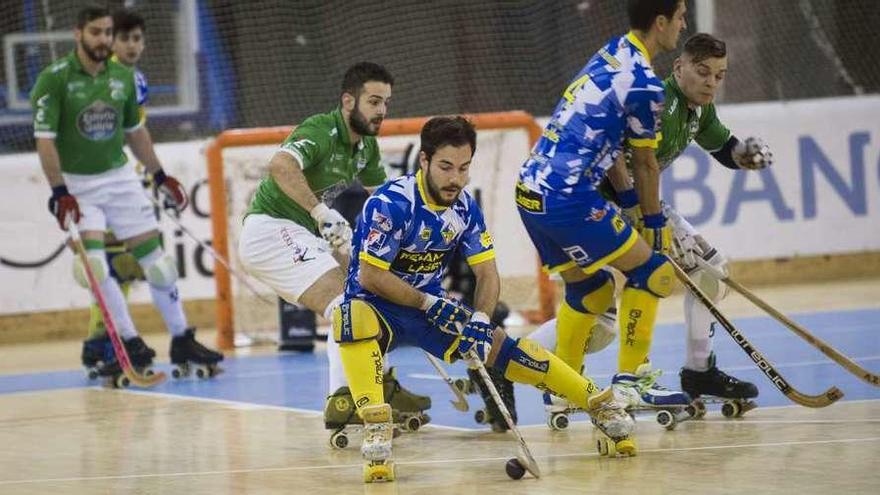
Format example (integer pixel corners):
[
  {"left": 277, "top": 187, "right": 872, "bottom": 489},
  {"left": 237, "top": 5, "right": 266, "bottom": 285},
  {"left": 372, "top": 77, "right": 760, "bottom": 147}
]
[{"left": 3, "top": 307, "right": 879, "bottom": 429}]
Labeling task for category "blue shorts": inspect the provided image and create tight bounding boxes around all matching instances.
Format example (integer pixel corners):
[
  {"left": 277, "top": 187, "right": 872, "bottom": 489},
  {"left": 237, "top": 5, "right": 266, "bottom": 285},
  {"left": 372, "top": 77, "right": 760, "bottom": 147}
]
[
  {"left": 363, "top": 296, "right": 463, "bottom": 363},
  {"left": 515, "top": 181, "right": 638, "bottom": 274}
]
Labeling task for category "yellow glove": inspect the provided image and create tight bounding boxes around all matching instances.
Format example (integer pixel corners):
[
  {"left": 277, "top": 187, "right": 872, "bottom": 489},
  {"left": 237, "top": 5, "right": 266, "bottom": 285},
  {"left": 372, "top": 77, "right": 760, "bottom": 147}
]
[{"left": 639, "top": 213, "right": 672, "bottom": 255}]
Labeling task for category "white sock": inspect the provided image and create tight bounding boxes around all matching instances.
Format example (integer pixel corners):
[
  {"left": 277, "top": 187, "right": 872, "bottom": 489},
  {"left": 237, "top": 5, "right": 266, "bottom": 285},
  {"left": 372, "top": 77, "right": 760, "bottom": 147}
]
[
  {"left": 684, "top": 291, "right": 714, "bottom": 371},
  {"left": 97, "top": 273, "right": 139, "bottom": 341},
  {"left": 138, "top": 248, "right": 188, "bottom": 337},
  {"left": 528, "top": 318, "right": 558, "bottom": 351},
  {"left": 326, "top": 333, "right": 347, "bottom": 395}
]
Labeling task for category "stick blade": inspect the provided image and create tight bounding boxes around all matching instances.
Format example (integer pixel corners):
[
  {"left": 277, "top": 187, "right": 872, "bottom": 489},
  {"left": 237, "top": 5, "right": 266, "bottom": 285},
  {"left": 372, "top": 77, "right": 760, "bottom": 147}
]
[
  {"left": 124, "top": 369, "right": 168, "bottom": 388},
  {"left": 517, "top": 444, "right": 541, "bottom": 478}
]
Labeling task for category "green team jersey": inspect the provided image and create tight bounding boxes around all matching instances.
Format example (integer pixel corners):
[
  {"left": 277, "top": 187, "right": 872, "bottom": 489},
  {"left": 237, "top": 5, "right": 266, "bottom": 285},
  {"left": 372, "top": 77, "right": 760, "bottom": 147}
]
[
  {"left": 247, "top": 108, "right": 387, "bottom": 233},
  {"left": 30, "top": 51, "right": 142, "bottom": 175}
]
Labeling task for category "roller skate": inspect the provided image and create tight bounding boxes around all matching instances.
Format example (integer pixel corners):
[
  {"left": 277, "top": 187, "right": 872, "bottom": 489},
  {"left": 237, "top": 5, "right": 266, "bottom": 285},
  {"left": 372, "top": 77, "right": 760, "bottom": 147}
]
[
  {"left": 81, "top": 334, "right": 111, "bottom": 380},
  {"left": 95, "top": 336, "right": 158, "bottom": 388},
  {"left": 543, "top": 392, "right": 580, "bottom": 431},
  {"left": 466, "top": 365, "right": 516, "bottom": 432},
  {"left": 170, "top": 328, "right": 224, "bottom": 379},
  {"left": 588, "top": 387, "right": 637, "bottom": 457},
  {"left": 612, "top": 363, "right": 693, "bottom": 430},
  {"left": 384, "top": 367, "right": 431, "bottom": 432},
  {"left": 680, "top": 352, "right": 758, "bottom": 419},
  {"left": 360, "top": 403, "right": 395, "bottom": 483}
]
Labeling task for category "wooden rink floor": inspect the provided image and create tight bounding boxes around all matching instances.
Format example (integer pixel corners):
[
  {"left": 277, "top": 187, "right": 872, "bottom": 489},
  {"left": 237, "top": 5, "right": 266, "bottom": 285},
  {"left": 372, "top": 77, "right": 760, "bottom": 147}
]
[{"left": 1, "top": 278, "right": 879, "bottom": 494}]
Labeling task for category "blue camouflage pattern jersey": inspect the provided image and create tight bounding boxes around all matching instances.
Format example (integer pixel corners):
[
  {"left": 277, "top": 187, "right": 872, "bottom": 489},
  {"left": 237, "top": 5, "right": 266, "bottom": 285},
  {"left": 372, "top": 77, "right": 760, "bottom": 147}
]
[
  {"left": 134, "top": 69, "right": 148, "bottom": 106},
  {"left": 345, "top": 171, "right": 496, "bottom": 303},
  {"left": 518, "top": 32, "right": 665, "bottom": 196}
]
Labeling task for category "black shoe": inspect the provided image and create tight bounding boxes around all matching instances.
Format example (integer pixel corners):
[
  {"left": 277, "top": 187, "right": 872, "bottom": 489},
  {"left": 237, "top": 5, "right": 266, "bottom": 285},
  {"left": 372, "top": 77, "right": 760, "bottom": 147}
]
[
  {"left": 123, "top": 336, "right": 156, "bottom": 368},
  {"left": 467, "top": 366, "right": 517, "bottom": 432},
  {"left": 170, "top": 328, "right": 224, "bottom": 365},
  {"left": 680, "top": 353, "right": 758, "bottom": 400}
]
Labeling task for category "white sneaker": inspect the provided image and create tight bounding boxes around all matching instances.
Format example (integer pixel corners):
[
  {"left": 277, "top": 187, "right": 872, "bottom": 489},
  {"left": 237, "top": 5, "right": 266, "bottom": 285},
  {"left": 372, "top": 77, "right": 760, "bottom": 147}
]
[{"left": 612, "top": 363, "right": 692, "bottom": 408}]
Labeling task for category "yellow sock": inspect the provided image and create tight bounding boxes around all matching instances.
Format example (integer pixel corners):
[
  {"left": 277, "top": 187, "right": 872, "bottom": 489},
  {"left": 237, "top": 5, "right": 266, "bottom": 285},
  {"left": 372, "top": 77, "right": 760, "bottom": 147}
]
[
  {"left": 339, "top": 339, "right": 385, "bottom": 414},
  {"left": 555, "top": 301, "right": 596, "bottom": 372},
  {"left": 617, "top": 287, "right": 659, "bottom": 372},
  {"left": 501, "top": 338, "right": 600, "bottom": 409},
  {"left": 86, "top": 304, "right": 106, "bottom": 339}
]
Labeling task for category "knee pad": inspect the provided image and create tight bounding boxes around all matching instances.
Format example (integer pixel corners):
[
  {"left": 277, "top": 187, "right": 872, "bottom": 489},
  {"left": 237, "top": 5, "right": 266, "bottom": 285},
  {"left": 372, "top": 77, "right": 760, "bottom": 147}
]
[
  {"left": 494, "top": 337, "right": 550, "bottom": 384},
  {"left": 142, "top": 252, "right": 178, "bottom": 288},
  {"left": 333, "top": 299, "right": 382, "bottom": 343},
  {"left": 564, "top": 269, "right": 615, "bottom": 314},
  {"left": 624, "top": 253, "right": 675, "bottom": 298},
  {"left": 73, "top": 255, "right": 109, "bottom": 288},
  {"left": 692, "top": 252, "right": 729, "bottom": 302}
]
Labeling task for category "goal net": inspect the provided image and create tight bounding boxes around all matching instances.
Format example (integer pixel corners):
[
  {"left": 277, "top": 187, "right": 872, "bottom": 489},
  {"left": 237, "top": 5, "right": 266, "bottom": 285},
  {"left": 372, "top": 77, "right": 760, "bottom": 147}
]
[{"left": 206, "top": 111, "right": 554, "bottom": 349}]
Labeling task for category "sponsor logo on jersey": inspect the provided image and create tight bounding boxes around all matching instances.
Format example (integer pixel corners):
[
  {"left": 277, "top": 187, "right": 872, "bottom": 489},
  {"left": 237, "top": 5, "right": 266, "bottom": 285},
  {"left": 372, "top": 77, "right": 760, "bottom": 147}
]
[
  {"left": 515, "top": 181, "right": 545, "bottom": 213},
  {"left": 366, "top": 228, "right": 386, "bottom": 247},
  {"left": 371, "top": 211, "right": 393, "bottom": 232},
  {"left": 612, "top": 214, "right": 626, "bottom": 234},
  {"left": 390, "top": 249, "right": 450, "bottom": 274},
  {"left": 76, "top": 100, "right": 118, "bottom": 141},
  {"left": 356, "top": 157, "right": 367, "bottom": 172},
  {"left": 479, "top": 231, "right": 493, "bottom": 249},
  {"left": 587, "top": 207, "right": 608, "bottom": 222}
]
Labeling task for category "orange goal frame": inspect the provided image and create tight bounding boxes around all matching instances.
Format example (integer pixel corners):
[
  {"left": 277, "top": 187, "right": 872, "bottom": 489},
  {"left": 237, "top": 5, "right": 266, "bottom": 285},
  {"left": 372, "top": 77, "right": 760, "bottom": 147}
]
[{"left": 206, "top": 110, "right": 555, "bottom": 350}]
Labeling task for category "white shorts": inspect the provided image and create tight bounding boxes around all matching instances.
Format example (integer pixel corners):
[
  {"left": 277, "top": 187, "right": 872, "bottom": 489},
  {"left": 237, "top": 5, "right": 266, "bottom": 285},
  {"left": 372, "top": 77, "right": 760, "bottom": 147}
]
[
  {"left": 238, "top": 214, "right": 339, "bottom": 303},
  {"left": 63, "top": 163, "right": 157, "bottom": 240}
]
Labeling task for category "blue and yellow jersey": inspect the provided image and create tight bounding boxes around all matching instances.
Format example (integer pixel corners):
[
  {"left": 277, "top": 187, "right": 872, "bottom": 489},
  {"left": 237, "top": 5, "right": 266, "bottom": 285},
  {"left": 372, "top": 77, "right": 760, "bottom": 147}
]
[
  {"left": 134, "top": 68, "right": 148, "bottom": 107},
  {"left": 519, "top": 32, "right": 665, "bottom": 196},
  {"left": 346, "top": 171, "right": 496, "bottom": 302}
]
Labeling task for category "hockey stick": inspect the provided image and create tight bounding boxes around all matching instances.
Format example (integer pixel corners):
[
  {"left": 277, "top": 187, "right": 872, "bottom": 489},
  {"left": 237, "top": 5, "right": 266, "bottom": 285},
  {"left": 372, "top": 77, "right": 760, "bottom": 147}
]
[
  {"left": 147, "top": 196, "right": 274, "bottom": 305},
  {"left": 68, "top": 223, "right": 166, "bottom": 388},
  {"left": 669, "top": 258, "right": 842, "bottom": 408},
  {"left": 695, "top": 258, "right": 880, "bottom": 387},
  {"left": 467, "top": 351, "right": 541, "bottom": 478},
  {"left": 423, "top": 351, "right": 469, "bottom": 412}
]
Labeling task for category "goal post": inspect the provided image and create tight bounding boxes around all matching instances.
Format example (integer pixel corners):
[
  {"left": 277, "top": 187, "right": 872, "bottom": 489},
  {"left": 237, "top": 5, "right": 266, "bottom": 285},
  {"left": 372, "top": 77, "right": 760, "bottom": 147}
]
[{"left": 206, "top": 110, "right": 555, "bottom": 350}]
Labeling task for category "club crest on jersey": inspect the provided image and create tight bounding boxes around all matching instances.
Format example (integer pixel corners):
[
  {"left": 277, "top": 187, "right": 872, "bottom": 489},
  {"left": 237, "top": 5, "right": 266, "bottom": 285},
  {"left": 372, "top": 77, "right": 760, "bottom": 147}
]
[
  {"left": 479, "top": 231, "right": 493, "bottom": 249},
  {"left": 371, "top": 211, "right": 393, "bottom": 232},
  {"left": 441, "top": 228, "right": 456, "bottom": 243},
  {"left": 76, "top": 100, "right": 118, "bottom": 141},
  {"left": 366, "top": 228, "right": 386, "bottom": 247},
  {"left": 419, "top": 227, "right": 432, "bottom": 240},
  {"left": 587, "top": 207, "right": 607, "bottom": 222}
]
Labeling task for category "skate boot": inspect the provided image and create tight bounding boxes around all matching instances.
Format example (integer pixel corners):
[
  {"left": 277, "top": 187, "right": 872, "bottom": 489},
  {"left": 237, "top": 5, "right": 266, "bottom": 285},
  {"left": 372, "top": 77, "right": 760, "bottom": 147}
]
[
  {"left": 81, "top": 335, "right": 111, "bottom": 380},
  {"left": 612, "top": 363, "right": 693, "bottom": 430},
  {"left": 587, "top": 387, "right": 637, "bottom": 457},
  {"left": 384, "top": 367, "right": 431, "bottom": 432},
  {"left": 124, "top": 336, "right": 156, "bottom": 376},
  {"left": 361, "top": 403, "right": 395, "bottom": 483},
  {"left": 681, "top": 352, "right": 758, "bottom": 419},
  {"left": 467, "top": 365, "right": 516, "bottom": 432},
  {"left": 325, "top": 386, "right": 364, "bottom": 449},
  {"left": 170, "top": 328, "right": 224, "bottom": 379}
]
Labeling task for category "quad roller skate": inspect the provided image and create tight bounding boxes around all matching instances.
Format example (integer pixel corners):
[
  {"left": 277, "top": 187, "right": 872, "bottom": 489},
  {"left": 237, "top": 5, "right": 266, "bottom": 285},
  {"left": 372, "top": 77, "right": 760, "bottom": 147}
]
[
  {"left": 95, "top": 336, "right": 157, "bottom": 389},
  {"left": 588, "top": 387, "right": 637, "bottom": 457},
  {"left": 82, "top": 334, "right": 111, "bottom": 380},
  {"left": 612, "top": 363, "right": 693, "bottom": 431},
  {"left": 464, "top": 365, "right": 516, "bottom": 432},
  {"left": 360, "top": 403, "right": 395, "bottom": 483},
  {"left": 170, "top": 328, "right": 224, "bottom": 379},
  {"left": 325, "top": 371, "right": 432, "bottom": 450},
  {"left": 680, "top": 352, "right": 758, "bottom": 419}
]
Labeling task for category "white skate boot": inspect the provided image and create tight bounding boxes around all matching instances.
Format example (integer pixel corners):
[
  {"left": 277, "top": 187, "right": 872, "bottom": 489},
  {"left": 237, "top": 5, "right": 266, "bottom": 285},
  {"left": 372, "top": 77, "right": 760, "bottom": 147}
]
[
  {"left": 360, "top": 403, "right": 395, "bottom": 483},
  {"left": 612, "top": 363, "right": 692, "bottom": 408},
  {"left": 587, "top": 387, "right": 637, "bottom": 457}
]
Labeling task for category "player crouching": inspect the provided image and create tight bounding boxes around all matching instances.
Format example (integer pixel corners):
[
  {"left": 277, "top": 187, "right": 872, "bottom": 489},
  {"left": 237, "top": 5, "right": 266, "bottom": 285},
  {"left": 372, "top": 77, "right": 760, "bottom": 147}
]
[{"left": 333, "top": 116, "right": 635, "bottom": 483}]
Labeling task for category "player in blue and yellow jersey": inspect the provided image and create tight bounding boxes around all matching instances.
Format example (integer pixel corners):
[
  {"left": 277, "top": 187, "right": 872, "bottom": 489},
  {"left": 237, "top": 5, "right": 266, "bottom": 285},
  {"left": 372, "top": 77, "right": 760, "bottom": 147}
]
[
  {"left": 336, "top": 116, "right": 636, "bottom": 482},
  {"left": 516, "top": 0, "right": 691, "bottom": 412}
]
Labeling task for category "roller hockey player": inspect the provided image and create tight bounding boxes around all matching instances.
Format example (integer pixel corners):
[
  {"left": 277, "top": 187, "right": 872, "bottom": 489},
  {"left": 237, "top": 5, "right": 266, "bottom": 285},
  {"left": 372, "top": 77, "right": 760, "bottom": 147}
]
[
  {"left": 31, "top": 7, "right": 222, "bottom": 385},
  {"left": 335, "top": 116, "right": 635, "bottom": 483},
  {"left": 603, "top": 33, "right": 763, "bottom": 408},
  {"left": 516, "top": 0, "right": 691, "bottom": 418}
]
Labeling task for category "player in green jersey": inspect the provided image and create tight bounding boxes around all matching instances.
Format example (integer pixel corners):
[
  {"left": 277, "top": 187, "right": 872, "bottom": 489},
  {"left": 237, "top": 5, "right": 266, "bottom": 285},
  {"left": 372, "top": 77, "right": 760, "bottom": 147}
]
[
  {"left": 32, "top": 6, "right": 222, "bottom": 383},
  {"left": 532, "top": 33, "right": 771, "bottom": 409},
  {"left": 237, "top": 62, "right": 431, "bottom": 432}
]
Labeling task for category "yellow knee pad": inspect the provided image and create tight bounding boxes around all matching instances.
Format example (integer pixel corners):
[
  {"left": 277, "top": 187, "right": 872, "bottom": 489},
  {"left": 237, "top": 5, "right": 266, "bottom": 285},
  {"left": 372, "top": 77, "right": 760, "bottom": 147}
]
[
  {"left": 625, "top": 253, "right": 676, "bottom": 298},
  {"left": 333, "top": 299, "right": 382, "bottom": 343},
  {"left": 564, "top": 269, "right": 615, "bottom": 314}
]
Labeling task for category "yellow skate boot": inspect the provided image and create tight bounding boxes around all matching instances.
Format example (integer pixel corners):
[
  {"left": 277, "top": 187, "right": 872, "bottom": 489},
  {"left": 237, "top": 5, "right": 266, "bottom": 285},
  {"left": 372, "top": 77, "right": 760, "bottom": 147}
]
[
  {"left": 587, "top": 387, "right": 637, "bottom": 457},
  {"left": 361, "top": 403, "right": 395, "bottom": 483}
]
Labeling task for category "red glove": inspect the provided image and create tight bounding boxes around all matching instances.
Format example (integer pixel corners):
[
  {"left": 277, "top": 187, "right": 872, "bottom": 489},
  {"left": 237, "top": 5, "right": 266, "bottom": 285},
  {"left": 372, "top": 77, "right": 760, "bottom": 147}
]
[
  {"left": 153, "top": 169, "right": 189, "bottom": 212},
  {"left": 48, "top": 185, "right": 81, "bottom": 230}
]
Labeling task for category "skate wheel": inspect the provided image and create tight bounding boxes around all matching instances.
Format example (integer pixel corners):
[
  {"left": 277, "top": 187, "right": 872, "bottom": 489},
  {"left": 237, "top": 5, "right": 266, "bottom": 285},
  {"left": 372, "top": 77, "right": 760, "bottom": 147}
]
[
  {"left": 605, "top": 438, "right": 617, "bottom": 456},
  {"left": 454, "top": 378, "right": 471, "bottom": 394},
  {"left": 403, "top": 416, "right": 421, "bottom": 432},
  {"left": 474, "top": 409, "right": 488, "bottom": 424},
  {"left": 741, "top": 401, "right": 757, "bottom": 415},
  {"left": 115, "top": 375, "right": 130, "bottom": 389},
  {"left": 721, "top": 401, "right": 740, "bottom": 418},
  {"left": 144, "top": 368, "right": 155, "bottom": 377},
  {"left": 171, "top": 367, "right": 183, "bottom": 379},
  {"left": 195, "top": 365, "right": 209, "bottom": 379},
  {"left": 616, "top": 438, "right": 637, "bottom": 457},
  {"left": 549, "top": 412, "right": 569, "bottom": 431},
  {"left": 656, "top": 410, "right": 676, "bottom": 430},
  {"left": 596, "top": 438, "right": 607, "bottom": 456},
  {"left": 364, "top": 461, "right": 394, "bottom": 483},
  {"left": 329, "top": 431, "right": 349, "bottom": 450},
  {"left": 86, "top": 368, "right": 99, "bottom": 380},
  {"left": 692, "top": 400, "right": 707, "bottom": 419}
]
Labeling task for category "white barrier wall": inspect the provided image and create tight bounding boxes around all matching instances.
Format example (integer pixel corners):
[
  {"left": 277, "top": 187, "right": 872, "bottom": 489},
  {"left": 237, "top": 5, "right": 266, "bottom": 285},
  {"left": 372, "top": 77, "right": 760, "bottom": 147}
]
[{"left": 1, "top": 95, "right": 878, "bottom": 314}]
